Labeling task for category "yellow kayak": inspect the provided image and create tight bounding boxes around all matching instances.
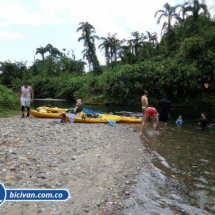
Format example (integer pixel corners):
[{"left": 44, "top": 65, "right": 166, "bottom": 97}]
[
  {"left": 120, "top": 116, "right": 142, "bottom": 123},
  {"left": 37, "top": 106, "right": 70, "bottom": 112},
  {"left": 36, "top": 107, "right": 121, "bottom": 122},
  {"left": 36, "top": 107, "right": 141, "bottom": 123},
  {"left": 30, "top": 110, "right": 121, "bottom": 123}
]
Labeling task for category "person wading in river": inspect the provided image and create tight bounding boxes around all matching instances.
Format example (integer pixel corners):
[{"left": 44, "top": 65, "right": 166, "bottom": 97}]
[
  {"left": 158, "top": 93, "right": 171, "bottom": 129},
  {"left": 141, "top": 91, "right": 149, "bottom": 118},
  {"left": 140, "top": 107, "right": 159, "bottom": 135}
]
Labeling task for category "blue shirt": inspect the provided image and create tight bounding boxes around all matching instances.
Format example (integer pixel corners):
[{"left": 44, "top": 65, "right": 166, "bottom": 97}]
[{"left": 176, "top": 119, "right": 183, "bottom": 125}]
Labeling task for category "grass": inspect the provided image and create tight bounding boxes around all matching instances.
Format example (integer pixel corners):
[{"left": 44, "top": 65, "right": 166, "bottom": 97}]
[{"left": 0, "top": 110, "right": 20, "bottom": 118}]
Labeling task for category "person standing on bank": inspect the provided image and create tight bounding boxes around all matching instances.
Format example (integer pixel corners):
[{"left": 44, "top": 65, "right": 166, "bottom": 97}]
[
  {"left": 158, "top": 93, "right": 171, "bottom": 129},
  {"left": 19, "top": 82, "right": 34, "bottom": 118}
]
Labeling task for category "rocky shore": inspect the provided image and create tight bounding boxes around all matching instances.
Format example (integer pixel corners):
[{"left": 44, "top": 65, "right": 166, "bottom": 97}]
[{"left": 0, "top": 115, "right": 144, "bottom": 215}]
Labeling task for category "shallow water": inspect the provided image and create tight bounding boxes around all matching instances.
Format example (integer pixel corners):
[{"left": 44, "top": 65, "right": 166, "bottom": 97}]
[
  {"left": 124, "top": 111, "right": 215, "bottom": 215},
  {"left": 32, "top": 101, "right": 215, "bottom": 214}
]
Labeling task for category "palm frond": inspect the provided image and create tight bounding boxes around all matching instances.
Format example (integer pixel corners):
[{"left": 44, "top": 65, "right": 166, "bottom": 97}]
[{"left": 154, "top": 9, "right": 165, "bottom": 18}]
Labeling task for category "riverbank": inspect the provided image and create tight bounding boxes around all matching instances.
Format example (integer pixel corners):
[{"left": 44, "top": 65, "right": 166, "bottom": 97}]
[
  {"left": 0, "top": 115, "right": 144, "bottom": 215},
  {"left": 84, "top": 93, "right": 215, "bottom": 110}
]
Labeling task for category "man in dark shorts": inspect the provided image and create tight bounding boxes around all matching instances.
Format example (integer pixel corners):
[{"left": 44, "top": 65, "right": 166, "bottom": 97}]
[{"left": 158, "top": 94, "right": 171, "bottom": 129}]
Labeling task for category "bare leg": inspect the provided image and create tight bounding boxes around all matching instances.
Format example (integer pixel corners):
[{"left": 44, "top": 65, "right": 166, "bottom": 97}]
[
  {"left": 152, "top": 116, "right": 158, "bottom": 134},
  {"left": 156, "top": 115, "right": 159, "bottom": 130},
  {"left": 164, "top": 122, "right": 167, "bottom": 129},
  {"left": 140, "top": 115, "right": 149, "bottom": 134}
]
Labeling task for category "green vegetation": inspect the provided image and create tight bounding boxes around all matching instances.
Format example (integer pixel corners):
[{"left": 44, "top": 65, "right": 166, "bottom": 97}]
[
  {"left": 0, "top": 85, "right": 20, "bottom": 117},
  {"left": 1, "top": 0, "right": 215, "bottom": 109}
]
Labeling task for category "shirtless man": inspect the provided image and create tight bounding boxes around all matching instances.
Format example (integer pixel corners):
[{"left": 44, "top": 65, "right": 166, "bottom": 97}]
[{"left": 141, "top": 91, "right": 149, "bottom": 118}]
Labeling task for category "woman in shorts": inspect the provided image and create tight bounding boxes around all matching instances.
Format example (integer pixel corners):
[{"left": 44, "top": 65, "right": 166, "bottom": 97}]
[{"left": 140, "top": 107, "right": 159, "bottom": 135}]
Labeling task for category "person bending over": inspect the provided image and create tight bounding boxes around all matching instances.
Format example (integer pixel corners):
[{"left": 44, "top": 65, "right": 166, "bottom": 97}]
[{"left": 140, "top": 107, "right": 159, "bottom": 135}]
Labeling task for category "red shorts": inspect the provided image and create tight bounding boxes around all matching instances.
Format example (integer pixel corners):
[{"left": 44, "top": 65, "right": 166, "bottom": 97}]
[{"left": 145, "top": 107, "right": 157, "bottom": 116}]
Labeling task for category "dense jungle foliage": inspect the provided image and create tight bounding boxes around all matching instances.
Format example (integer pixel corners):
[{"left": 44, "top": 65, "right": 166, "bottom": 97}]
[
  {"left": 0, "top": 84, "right": 19, "bottom": 116},
  {"left": 1, "top": 0, "right": 215, "bottom": 109}
]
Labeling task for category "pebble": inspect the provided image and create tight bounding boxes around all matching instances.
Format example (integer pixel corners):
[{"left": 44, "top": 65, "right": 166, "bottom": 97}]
[
  {"left": 0, "top": 115, "right": 144, "bottom": 214},
  {"left": 8, "top": 166, "right": 16, "bottom": 170}
]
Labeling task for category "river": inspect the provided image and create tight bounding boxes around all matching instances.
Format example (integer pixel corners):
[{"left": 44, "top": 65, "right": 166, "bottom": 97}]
[{"left": 32, "top": 100, "right": 215, "bottom": 214}]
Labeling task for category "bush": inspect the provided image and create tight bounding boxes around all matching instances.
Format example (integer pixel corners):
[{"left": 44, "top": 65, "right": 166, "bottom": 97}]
[{"left": 0, "top": 84, "right": 20, "bottom": 111}]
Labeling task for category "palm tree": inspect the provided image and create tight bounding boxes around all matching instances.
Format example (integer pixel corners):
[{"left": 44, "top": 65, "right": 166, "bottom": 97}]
[
  {"left": 111, "top": 37, "right": 125, "bottom": 62},
  {"left": 36, "top": 46, "right": 47, "bottom": 61},
  {"left": 99, "top": 33, "right": 125, "bottom": 64},
  {"left": 45, "top": 44, "right": 62, "bottom": 59},
  {"left": 120, "top": 45, "right": 136, "bottom": 64},
  {"left": 146, "top": 31, "right": 158, "bottom": 46},
  {"left": 182, "top": 0, "right": 208, "bottom": 34},
  {"left": 99, "top": 36, "right": 111, "bottom": 64},
  {"left": 77, "top": 22, "right": 101, "bottom": 73},
  {"left": 175, "top": 1, "right": 190, "bottom": 24},
  {"left": 185, "top": 0, "right": 208, "bottom": 22},
  {"left": 154, "top": 3, "right": 178, "bottom": 34},
  {"left": 126, "top": 31, "right": 147, "bottom": 62}
]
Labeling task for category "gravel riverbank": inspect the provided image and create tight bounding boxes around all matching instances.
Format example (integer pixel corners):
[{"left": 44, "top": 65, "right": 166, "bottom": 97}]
[{"left": 0, "top": 115, "right": 145, "bottom": 215}]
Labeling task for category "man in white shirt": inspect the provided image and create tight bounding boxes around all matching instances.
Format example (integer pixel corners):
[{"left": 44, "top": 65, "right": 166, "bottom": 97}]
[{"left": 19, "top": 82, "right": 34, "bottom": 118}]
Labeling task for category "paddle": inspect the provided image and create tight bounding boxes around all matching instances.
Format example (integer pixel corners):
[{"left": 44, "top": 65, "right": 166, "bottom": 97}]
[
  {"left": 83, "top": 108, "right": 108, "bottom": 115},
  {"left": 106, "top": 119, "right": 117, "bottom": 127},
  {"left": 83, "top": 108, "right": 97, "bottom": 114},
  {"left": 97, "top": 110, "right": 105, "bottom": 114}
]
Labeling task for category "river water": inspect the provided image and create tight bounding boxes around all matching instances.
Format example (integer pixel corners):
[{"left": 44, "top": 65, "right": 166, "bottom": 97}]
[{"left": 32, "top": 101, "right": 215, "bottom": 214}]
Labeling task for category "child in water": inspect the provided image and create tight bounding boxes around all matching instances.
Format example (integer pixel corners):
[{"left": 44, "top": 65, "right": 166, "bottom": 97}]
[
  {"left": 198, "top": 113, "right": 207, "bottom": 130},
  {"left": 176, "top": 115, "right": 183, "bottom": 126}
]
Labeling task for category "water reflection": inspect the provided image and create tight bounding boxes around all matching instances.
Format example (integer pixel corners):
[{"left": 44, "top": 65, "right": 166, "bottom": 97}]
[{"left": 135, "top": 123, "right": 215, "bottom": 214}]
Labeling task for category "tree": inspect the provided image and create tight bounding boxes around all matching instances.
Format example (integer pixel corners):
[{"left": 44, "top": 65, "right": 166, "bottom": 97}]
[
  {"left": 45, "top": 44, "right": 62, "bottom": 59},
  {"left": 184, "top": 0, "right": 208, "bottom": 33},
  {"left": 99, "top": 33, "right": 124, "bottom": 64},
  {"left": 146, "top": 31, "right": 158, "bottom": 46},
  {"left": 154, "top": 3, "right": 178, "bottom": 34},
  {"left": 36, "top": 46, "right": 47, "bottom": 61},
  {"left": 120, "top": 31, "right": 149, "bottom": 63},
  {"left": 99, "top": 36, "right": 111, "bottom": 64},
  {"left": 185, "top": 0, "right": 208, "bottom": 22},
  {"left": 175, "top": 1, "right": 190, "bottom": 24},
  {"left": 77, "top": 22, "right": 101, "bottom": 74},
  {"left": 129, "top": 31, "right": 147, "bottom": 60},
  {"left": 0, "top": 61, "right": 28, "bottom": 87}
]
